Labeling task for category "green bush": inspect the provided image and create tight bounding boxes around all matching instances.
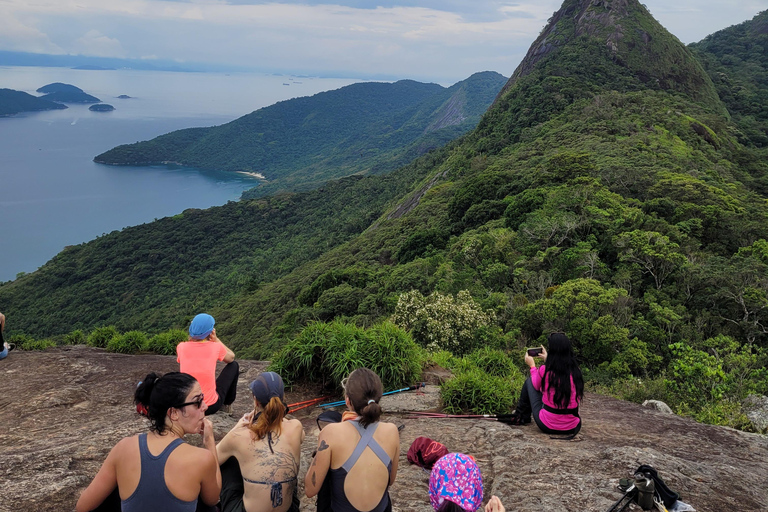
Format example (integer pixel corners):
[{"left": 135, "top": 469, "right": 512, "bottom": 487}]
[
  {"left": 63, "top": 330, "right": 86, "bottom": 345},
  {"left": 269, "top": 320, "right": 423, "bottom": 390},
  {"left": 8, "top": 333, "right": 56, "bottom": 351},
  {"left": 107, "top": 330, "right": 148, "bottom": 354},
  {"left": 465, "top": 347, "right": 516, "bottom": 377},
  {"left": 440, "top": 368, "right": 517, "bottom": 414},
  {"left": 87, "top": 326, "right": 120, "bottom": 348},
  {"left": 148, "top": 329, "right": 188, "bottom": 355}
]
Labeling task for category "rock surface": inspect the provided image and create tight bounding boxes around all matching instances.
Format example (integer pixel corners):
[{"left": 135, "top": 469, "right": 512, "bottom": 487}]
[
  {"left": 642, "top": 399, "right": 674, "bottom": 415},
  {"left": 742, "top": 394, "right": 768, "bottom": 433},
  {"left": 2, "top": 346, "right": 768, "bottom": 512}
]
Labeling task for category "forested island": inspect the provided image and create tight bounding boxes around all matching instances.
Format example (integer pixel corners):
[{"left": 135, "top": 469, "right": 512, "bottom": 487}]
[
  {"left": 37, "top": 82, "right": 100, "bottom": 103},
  {"left": 0, "top": 88, "right": 68, "bottom": 116},
  {"left": 95, "top": 72, "right": 508, "bottom": 198},
  {"left": 2, "top": 2, "right": 768, "bottom": 434},
  {"left": 89, "top": 103, "right": 115, "bottom": 112}
]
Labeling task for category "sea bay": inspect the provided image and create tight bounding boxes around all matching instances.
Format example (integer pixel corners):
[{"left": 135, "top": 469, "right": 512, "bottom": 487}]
[{"left": 0, "top": 67, "right": 360, "bottom": 282}]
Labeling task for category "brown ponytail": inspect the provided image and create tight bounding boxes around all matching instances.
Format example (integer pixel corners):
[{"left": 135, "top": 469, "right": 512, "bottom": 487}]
[
  {"left": 345, "top": 368, "right": 383, "bottom": 428},
  {"left": 249, "top": 396, "right": 286, "bottom": 440}
]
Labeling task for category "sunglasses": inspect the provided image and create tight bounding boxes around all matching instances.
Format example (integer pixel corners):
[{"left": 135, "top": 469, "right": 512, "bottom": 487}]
[{"left": 175, "top": 394, "right": 205, "bottom": 409}]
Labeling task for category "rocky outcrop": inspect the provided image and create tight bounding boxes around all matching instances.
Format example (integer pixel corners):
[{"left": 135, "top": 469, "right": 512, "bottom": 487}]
[
  {"left": 2, "top": 347, "right": 768, "bottom": 511},
  {"left": 742, "top": 394, "right": 768, "bottom": 433}
]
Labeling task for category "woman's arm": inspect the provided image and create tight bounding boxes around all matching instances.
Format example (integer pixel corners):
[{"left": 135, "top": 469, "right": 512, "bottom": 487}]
[
  {"left": 304, "top": 429, "right": 332, "bottom": 498},
  {"left": 387, "top": 423, "right": 400, "bottom": 486},
  {"left": 75, "top": 440, "right": 123, "bottom": 512},
  {"left": 200, "top": 418, "right": 222, "bottom": 506}
]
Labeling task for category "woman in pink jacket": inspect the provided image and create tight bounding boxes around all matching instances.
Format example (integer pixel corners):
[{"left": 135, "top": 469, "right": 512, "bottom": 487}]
[{"left": 507, "top": 332, "right": 583, "bottom": 437}]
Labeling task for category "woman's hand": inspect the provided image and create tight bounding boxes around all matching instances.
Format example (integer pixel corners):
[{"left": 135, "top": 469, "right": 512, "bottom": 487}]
[
  {"left": 524, "top": 352, "right": 536, "bottom": 368},
  {"left": 485, "top": 495, "right": 505, "bottom": 512},
  {"left": 202, "top": 418, "right": 216, "bottom": 448},
  {"left": 237, "top": 411, "right": 254, "bottom": 428},
  {"left": 540, "top": 345, "right": 547, "bottom": 362}
]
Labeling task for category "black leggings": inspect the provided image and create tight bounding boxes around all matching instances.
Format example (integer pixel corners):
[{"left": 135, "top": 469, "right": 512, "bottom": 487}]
[
  {"left": 219, "top": 457, "right": 300, "bottom": 512},
  {"left": 205, "top": 361, "right": 239, "bottom": 416},
  {"left": 516, "top": 376, "right": 581, "bottom": 436}
]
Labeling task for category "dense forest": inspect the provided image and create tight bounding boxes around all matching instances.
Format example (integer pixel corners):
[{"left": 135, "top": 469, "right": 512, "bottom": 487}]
[
  {"left": 3, "top": 1, "right": 768, "bottom": 428},
  {"left": 95, "top": 72, "right": 507, "bottom": 198}
]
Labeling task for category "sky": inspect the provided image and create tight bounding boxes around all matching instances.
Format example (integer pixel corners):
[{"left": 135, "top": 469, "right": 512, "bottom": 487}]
[{"left": 1, "top": 0, "right": 766, "bottom": 83}]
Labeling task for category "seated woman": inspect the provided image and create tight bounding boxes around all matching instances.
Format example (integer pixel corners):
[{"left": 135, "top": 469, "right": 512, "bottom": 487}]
[
  {"left": 216, "top": 372, "right": 304, "bottom": 512},
  {"left": 304, "top": 367, "right": 400, "bottom": 512},
  {"left": 177, "top": 313, "right": 239, "bottom": 415},
  {"left": 508, "top": 332, "right": 584, "bottom": 437},
  {"left": 429, "top": 452, "right": 505, "bottom": 512},
  {"left": 75, "top": 372, "right": 221, "bottom": 512}
]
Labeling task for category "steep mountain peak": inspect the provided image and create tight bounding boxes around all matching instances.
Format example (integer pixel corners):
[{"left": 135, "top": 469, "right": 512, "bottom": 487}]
[{"left": 494, "top": 0, "right": 722, "bottom": 111}]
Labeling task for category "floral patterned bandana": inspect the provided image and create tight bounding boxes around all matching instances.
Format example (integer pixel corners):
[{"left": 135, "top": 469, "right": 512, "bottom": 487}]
[{"left": 429, "top": 452, "right": 483, "bottom": 511}]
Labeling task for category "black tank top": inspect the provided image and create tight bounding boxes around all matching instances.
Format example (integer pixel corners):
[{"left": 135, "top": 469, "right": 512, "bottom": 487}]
[{"left": 329, "top": 420, "right": 392, "bottom": 512}]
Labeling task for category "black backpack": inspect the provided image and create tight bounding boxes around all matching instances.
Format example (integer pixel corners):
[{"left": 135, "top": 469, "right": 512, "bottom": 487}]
[{"left": 634, "top": 464, "right": 680, "bottom": 509}]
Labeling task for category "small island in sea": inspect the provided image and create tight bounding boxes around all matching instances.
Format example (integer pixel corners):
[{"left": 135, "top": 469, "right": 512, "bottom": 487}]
[
  {"left": 89, "top": 103, "right": 115, "bottom": 112},
  {"left": 37, "top": 82, "right": 100, "bottom": 104},
  {"left": 0, "top": 88, "right": 68, "bottom": 116},
  {"left": 117, "top": 95, "right": 132, "bottom": 99}
]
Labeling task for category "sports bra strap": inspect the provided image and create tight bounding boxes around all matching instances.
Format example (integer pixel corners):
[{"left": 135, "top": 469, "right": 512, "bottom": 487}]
[{"left": 341, "top": 421, "right": 391, "bottom": 472}]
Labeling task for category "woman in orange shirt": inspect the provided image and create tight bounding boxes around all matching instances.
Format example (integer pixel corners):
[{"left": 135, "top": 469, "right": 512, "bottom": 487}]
[{"left": 177, "top": 313, "right": 239, "bottom": 415}]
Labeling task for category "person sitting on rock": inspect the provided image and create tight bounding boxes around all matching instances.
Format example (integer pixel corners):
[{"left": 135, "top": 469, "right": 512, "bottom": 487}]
[
  {"left": 428, "top": 452, "right": 505, "bottom": 512},
  {"left": 215, "top": 371, "right": 304, "bottom": 512},
  {"left": 0, "top": 311, "right": 13, "bottom": 360},
  {"left": 177, "top": 313, "right": 238, "bottom": 415},
  {"left": 507, "top": 332, "right": 583, "bottom": 437},
  {"left": 75, "top": 372, "right": 221, "bottom": 512},
  {"left": 304, "top": 367, "right": 400, "bottom": 512}
]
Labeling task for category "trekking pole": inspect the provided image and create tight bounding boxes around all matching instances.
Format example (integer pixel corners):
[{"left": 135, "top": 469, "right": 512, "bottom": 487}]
[
  {"left": 405, "top": 411, "right": 517, "bottom": 421},
  {"left": 287, "top": 396, "right": 331, "bottom": 413},
  {"left": 288, "top": 396, "right": 331, "bottom": 408},
  {"left": 319, "top": 383, "right": 426, "bottom": 408}
]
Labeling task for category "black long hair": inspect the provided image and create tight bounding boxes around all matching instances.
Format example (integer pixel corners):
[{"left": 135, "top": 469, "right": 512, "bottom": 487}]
[
  {"left": 135, "top": 372, "right": 196, "bottom": 433},
  {"left": 543, "top": 332, "right": 584, "bottom": 408}
]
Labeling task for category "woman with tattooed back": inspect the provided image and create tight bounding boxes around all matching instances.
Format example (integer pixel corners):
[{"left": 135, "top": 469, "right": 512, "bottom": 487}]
[
  {"left": 305, "top": 367, "right": 400, "bottom": 512},
  {"left": 216, "top": 372, "right": 304, "bottom": 512}
]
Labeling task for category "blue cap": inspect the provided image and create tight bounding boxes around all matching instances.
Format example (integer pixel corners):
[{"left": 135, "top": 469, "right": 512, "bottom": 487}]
[
  {"left": 249, "top": 372, "right": 285, "bottom": 406},
  {"left": 189, "top": 313, "right": 215, "bottom": 340}
]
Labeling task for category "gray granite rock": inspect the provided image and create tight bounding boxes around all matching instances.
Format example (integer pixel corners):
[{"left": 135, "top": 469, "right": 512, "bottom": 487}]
[
  {"left": 742, "top": 394, "right": 768, "bottom": 433},
  {"left": 642, "top": 399, "right": 674, "bottom": 415}
]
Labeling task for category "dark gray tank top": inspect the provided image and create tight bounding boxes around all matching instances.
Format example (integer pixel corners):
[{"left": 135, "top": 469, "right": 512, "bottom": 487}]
[
  {"left": 121, "top": 433, "right": 197, "bottom": 512},
  {"left": 329, "top": 420, "right": 392, "bottom": 512}
]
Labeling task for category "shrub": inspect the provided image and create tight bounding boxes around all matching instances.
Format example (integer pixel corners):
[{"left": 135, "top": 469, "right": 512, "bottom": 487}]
[
  {"left": 63, "top": 330, "right": 86, "bottom": 345},
  {"left": 87, "top": 326, "right": 120, "bottom": 348},
  {"left": 392, "top": 290, "right": 494, "bottom": 355},
  {"left": 9, "top": 334, "right": 55, "bottom": 351},
  {"left": 465, "top": 347, "right": 516, "bottom": 377},
  {"left": 107, "top": 330, "right": 148, "bottom": 354},
  {"left": 148, "top": 329, "right": 188, "bottom": 355},
  {"left": 269, "top": 320, "right": 423, "bottom": 390},
  {"left": 440, "top": 368, "right": 517, "bottom": 414}
]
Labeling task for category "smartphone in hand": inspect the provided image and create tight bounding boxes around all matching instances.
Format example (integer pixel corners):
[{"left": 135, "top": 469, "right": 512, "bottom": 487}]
[{"left": 527, "top": 348, "right": 542, "bottom": 357}]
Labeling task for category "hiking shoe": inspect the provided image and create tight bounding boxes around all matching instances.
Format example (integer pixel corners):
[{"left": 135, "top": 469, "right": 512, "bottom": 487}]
[
  {"left": 502, "top": 411, "right": 531, "bottom": 426},
  {"left": 221, "top": 404, "right": 233, "bottom": 414}
]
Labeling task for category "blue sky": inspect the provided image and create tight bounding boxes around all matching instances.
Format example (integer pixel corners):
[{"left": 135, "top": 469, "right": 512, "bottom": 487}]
[{"left": 1, "top": 0, "right": 765, "bottom": 83}]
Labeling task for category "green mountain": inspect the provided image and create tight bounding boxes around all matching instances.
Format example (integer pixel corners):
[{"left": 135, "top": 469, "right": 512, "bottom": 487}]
[
  {"left": 2, "top": 0, "right": 768, "bottom": 426},
  {"left": 94, "top": 72, "right": 507, "bottom": 198},
  {"left": 37, "top": 82, "right": 100, "bottom": 103},
  {"left": 0, "top": 88, "right": 68, "bottom": 116},
  {"left": 689, "top": 10, "right": 768, "bottom": 151}
]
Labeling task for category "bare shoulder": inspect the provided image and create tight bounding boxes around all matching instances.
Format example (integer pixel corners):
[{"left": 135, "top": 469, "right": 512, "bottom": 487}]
[
  {"left": 378, "top": 421, "right": 400, "bottom": 436},
  {"left": 113, "top": 435, "right": 139, "bottom": 455}
]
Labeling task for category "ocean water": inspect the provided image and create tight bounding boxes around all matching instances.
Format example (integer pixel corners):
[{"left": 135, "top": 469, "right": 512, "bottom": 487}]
[{"left": 0, "top": 67, "right": 360, "bottom": 282}]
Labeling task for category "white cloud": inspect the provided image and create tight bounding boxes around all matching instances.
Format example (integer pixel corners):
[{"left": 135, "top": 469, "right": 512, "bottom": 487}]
[
  {"left": 0, "top": 0, "right": 763, "bottom": 81},
  {"left": 71, "top": 29, "right": 127, "bottom": 57}
]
